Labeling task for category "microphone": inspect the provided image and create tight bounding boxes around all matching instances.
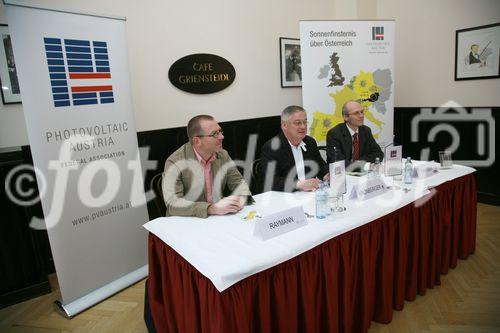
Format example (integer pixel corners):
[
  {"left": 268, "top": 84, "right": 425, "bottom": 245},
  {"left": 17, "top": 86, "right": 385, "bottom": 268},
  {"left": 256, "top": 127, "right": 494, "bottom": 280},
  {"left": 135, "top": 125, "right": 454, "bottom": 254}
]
[{"left": 360, "top": 92, "right": 380, "bottom": 103}]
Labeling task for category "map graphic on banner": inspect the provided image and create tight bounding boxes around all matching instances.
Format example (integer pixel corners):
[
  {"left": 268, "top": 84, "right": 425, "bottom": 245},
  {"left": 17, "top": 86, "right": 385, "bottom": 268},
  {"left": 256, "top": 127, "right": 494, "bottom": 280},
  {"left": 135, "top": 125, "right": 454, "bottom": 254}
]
[{"left": 300, "top": 21, "right": 395, "bottom": 146}]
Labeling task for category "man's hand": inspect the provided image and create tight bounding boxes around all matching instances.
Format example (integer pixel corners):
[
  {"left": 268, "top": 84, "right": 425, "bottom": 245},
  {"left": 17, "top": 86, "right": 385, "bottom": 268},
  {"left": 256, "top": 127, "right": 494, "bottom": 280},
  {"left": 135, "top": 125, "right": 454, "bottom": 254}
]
[
  {"left": 323, "top": 173, "right": 330, "bottom": 181},
  {"left": 296, "top": 178, "right": 321, "bottom": 192},
  {"left": 208, "top": 195, "right": 246, "bottom": 215}
]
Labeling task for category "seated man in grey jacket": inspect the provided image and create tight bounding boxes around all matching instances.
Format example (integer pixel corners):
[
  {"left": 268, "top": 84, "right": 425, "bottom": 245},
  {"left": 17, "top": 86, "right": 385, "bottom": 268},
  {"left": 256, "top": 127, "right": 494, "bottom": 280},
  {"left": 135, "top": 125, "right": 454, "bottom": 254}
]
[{"left": 162, "top": 115, "right": 252, "bottom": 218}]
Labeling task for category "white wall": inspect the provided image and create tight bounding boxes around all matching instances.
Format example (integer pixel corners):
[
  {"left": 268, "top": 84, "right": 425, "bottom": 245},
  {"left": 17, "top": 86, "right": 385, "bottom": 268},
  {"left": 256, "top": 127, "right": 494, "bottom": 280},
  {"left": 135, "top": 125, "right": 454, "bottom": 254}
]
[
  {"left": 377, "top": 0, "right": 500, "bottom": 107},
  {"left": 0, "top": 0, "right": 499, "bottom": 149},
  {"left": 0, "top": 0, "right": 336, "bottom": 148}
]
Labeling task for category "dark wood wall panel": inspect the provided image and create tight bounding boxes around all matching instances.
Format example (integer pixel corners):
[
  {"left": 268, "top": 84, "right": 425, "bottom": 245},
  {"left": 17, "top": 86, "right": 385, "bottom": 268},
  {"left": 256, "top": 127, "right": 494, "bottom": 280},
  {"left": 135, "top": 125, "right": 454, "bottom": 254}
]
[
  {"left": 394, "top": 107, "right": 499, "bottom": 205},
  {"left": 0, "top": 150, "right": 50, "bottom": 309}
]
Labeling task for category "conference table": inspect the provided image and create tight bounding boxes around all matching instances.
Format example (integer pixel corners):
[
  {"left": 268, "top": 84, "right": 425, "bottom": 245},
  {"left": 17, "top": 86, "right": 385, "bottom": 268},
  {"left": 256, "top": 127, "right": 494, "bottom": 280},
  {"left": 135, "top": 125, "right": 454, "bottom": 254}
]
[{"left": 144, "top": 162, "right": 476, "bottom": 333}]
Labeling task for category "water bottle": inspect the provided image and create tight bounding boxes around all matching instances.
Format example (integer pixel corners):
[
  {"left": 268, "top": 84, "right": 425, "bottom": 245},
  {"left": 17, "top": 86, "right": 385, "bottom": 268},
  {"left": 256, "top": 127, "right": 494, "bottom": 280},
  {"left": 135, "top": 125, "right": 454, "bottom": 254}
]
[
  {"left": 315, "top": 182, "right": 328, "bottom": 219},
  {"left": 373, "top": 157, "right": 381, "bottom": 177},
  {"left": 404, "top": 157, "right": 413, "bottom": 184}
]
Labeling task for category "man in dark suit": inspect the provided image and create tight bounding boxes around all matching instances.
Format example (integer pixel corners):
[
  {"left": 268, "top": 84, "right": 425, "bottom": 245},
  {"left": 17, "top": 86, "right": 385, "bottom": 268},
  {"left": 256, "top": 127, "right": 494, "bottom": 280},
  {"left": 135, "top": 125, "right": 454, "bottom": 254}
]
[
  {"left": 326, "top": 101, "right": 383, "bottom": 169},
  {"left": 259, "top": 105, "right": 328, "bottom": 192}
]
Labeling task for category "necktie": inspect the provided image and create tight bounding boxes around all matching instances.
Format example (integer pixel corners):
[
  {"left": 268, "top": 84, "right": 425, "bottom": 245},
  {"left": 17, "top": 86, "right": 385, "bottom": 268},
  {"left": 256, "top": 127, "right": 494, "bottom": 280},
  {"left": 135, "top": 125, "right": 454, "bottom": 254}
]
[{"left": 353, "top": 132, "right": 359, "bottom": 161}]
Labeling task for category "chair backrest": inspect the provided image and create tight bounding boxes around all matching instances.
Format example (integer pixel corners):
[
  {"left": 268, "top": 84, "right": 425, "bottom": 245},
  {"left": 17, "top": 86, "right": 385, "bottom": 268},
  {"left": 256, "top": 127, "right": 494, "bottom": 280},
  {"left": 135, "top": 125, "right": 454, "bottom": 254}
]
[
  {"left": 251, "top": 158, "right": 262, "bottom": 194},
  {"left": 150, "top": 173, "right": 166, "bottom": 217},
  {"left": 318, "top": 145, "right": 327, "bottom": 162}
]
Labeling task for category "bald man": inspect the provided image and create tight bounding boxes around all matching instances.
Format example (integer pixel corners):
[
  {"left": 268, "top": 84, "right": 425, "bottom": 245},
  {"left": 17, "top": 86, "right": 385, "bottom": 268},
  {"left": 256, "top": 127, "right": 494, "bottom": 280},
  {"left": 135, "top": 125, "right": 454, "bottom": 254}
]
[{"left": 326, "top": 101, "right": 383, "bottom": 168}]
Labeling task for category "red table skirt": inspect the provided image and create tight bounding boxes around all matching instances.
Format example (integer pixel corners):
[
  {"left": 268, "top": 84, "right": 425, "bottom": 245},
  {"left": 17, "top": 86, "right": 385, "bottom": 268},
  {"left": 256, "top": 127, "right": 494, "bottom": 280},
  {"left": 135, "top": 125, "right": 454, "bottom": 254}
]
[{"left": 148, "top": 174, "right": 477, "bottom": 333}]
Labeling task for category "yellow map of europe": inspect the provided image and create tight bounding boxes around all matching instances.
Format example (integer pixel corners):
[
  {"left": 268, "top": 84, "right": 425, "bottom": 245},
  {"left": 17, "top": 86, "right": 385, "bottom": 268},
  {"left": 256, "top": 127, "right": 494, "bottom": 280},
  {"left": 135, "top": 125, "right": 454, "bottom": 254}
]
[{"left": 309, "top": 53, "right": 393, "bottom": 143}]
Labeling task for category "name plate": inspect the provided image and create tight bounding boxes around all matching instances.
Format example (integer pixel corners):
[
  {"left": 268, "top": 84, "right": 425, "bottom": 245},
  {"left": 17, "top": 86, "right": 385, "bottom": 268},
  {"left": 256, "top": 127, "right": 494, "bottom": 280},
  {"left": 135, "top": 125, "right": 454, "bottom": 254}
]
[
  {"left": 384, "top": 145, "right": 402, "bottom": 177},
  {"left": 413, "top": 162, "right": 438, "bottom": 178},
  {"left": 349, "top": 177, "right": 388, "bottom": 201},
  {"left": 329, "top": 160, "right": 347, "bottom": 197},
  {"left": 253, "top": 206, "right": 308, "bottom": 240}
]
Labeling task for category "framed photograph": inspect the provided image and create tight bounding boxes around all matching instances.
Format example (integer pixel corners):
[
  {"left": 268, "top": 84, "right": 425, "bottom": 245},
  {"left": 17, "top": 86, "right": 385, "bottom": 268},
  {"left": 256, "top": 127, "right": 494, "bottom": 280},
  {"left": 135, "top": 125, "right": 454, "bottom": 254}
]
[
  {"left": 279, "top": 37, "right": 302, "bottom": 87},
  {"left": 455, "top": 22, "right": 500, "bottom": 81},
  {"left": 0, "top": 24, "right": 21, "bottom": 104}
]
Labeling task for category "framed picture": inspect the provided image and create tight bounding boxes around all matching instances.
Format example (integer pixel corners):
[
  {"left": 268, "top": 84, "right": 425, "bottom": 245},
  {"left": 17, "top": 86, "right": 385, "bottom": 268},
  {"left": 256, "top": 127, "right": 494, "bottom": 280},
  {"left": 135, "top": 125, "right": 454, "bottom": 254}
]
[
  {"left": 279, "top": 37, "right": 302, "bottom": 87},
  {"left": 455, "top": 22, "right": 500, "bottom": 81},
  {"left": 0, "top": 24, "right": 21, "bottom": 104}
]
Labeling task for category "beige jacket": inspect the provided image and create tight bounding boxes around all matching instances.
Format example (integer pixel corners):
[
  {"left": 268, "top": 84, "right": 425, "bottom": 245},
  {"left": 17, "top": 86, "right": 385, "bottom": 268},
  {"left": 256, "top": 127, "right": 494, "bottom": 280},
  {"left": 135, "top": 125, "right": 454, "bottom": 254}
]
[{"left": 162, "top": 142, "right": 252, "bottom": 218}]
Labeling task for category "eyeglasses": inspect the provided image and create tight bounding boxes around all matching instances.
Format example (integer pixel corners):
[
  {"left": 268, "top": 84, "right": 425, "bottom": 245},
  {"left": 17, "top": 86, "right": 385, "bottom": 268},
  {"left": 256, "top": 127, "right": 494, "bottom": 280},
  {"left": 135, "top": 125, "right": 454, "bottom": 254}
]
[
  {"left": 291, "top": 120, "right": 308, "bottom": 126},
  {"left": 197, "top": 129, "right": 224, "bottom": 139},
  {"left": 347, "top": 110, "right": 364, "bottom": 116}
]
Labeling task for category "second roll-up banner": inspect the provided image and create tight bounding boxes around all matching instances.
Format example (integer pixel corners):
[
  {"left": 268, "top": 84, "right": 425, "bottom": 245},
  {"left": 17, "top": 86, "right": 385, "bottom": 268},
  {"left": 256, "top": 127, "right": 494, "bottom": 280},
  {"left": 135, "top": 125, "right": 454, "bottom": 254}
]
[
  {"left": 5, "top": 1, "right": 149, "bottom": 317},
  {"left": 300, "top": 20, "right": 395, "bottom": 148}
]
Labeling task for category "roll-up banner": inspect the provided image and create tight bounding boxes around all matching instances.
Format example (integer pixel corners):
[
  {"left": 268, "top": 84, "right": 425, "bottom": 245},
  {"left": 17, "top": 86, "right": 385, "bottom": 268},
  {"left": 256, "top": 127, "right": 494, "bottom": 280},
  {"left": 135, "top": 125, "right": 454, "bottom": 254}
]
[
  {"left": 5, "top": 2, "right": 149, "bottom": 317},
  {"left": 300, "top": 20, "right": 395, "bottom": 147}
]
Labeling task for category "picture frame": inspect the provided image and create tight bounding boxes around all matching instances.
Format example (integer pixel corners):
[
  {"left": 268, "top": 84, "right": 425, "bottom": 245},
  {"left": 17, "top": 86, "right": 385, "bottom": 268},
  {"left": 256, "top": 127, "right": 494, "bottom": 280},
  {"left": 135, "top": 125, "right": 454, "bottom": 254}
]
[
  {"left": 455, "top": 22, "right": 500, "bottom": 81},
  {"left": 279, "top": 37, "right": 302, "bottom": 87},
  {"left": 0, "top": 24, "right": 21, "bottom": 104}
]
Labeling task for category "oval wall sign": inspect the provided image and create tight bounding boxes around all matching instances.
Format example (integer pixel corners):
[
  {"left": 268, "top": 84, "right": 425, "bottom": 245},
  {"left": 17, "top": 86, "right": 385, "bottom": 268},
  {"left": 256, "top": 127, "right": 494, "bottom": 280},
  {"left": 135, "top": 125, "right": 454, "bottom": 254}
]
[{"left": 168, "top": 53, "right": 236, "bottom": 94}]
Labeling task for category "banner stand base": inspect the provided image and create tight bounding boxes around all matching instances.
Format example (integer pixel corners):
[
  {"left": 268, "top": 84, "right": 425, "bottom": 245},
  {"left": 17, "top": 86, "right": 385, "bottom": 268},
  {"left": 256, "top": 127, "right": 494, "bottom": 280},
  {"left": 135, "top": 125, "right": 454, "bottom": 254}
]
[
  {"left": 53, "top": 265, "right": 148, "bottom": 318},
  {"left": 54, "top": 300, "right": 71, "bottom": 318}
]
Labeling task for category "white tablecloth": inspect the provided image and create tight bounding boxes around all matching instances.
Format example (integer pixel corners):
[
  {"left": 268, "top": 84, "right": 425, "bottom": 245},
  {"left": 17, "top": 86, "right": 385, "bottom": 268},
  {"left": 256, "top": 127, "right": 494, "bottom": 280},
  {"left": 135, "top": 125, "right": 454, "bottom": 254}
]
[{"left": 144, "top": 163, "right": 475, "bottom": 292}]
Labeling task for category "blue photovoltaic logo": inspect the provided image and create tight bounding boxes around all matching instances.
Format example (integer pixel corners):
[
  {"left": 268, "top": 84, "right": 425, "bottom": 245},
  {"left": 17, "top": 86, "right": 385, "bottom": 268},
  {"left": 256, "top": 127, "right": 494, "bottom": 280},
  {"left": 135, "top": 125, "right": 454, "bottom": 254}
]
[
  {"left": 44, "top": 37, "right": 114, "bottom": 107},
  {"left": 372, "top": 27, "right": 384, "bottom": 41}
]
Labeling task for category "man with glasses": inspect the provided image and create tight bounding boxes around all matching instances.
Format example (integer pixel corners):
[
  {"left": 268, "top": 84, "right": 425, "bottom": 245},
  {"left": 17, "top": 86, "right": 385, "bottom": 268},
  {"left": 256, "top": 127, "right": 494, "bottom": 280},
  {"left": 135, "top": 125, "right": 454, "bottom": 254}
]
[
  {"left": 326, "top": 100, "right": 383, "bottom": 168},
  {"left": 162, "top": 115, "right": 252, "bottom": 218},
  {"left": 259, "top": 105, "right": 328, "bottom": 192}
]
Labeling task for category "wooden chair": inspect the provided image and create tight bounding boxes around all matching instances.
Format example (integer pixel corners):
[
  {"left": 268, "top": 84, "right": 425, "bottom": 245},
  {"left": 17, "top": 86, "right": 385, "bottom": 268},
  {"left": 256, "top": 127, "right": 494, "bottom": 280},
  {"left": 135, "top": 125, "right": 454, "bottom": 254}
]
[
  {"left": 150, "top": 173, "right": 166, "bottom": 217},
  {"left": 251, "top": 158, "right": 262, "bottom": 194}
]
